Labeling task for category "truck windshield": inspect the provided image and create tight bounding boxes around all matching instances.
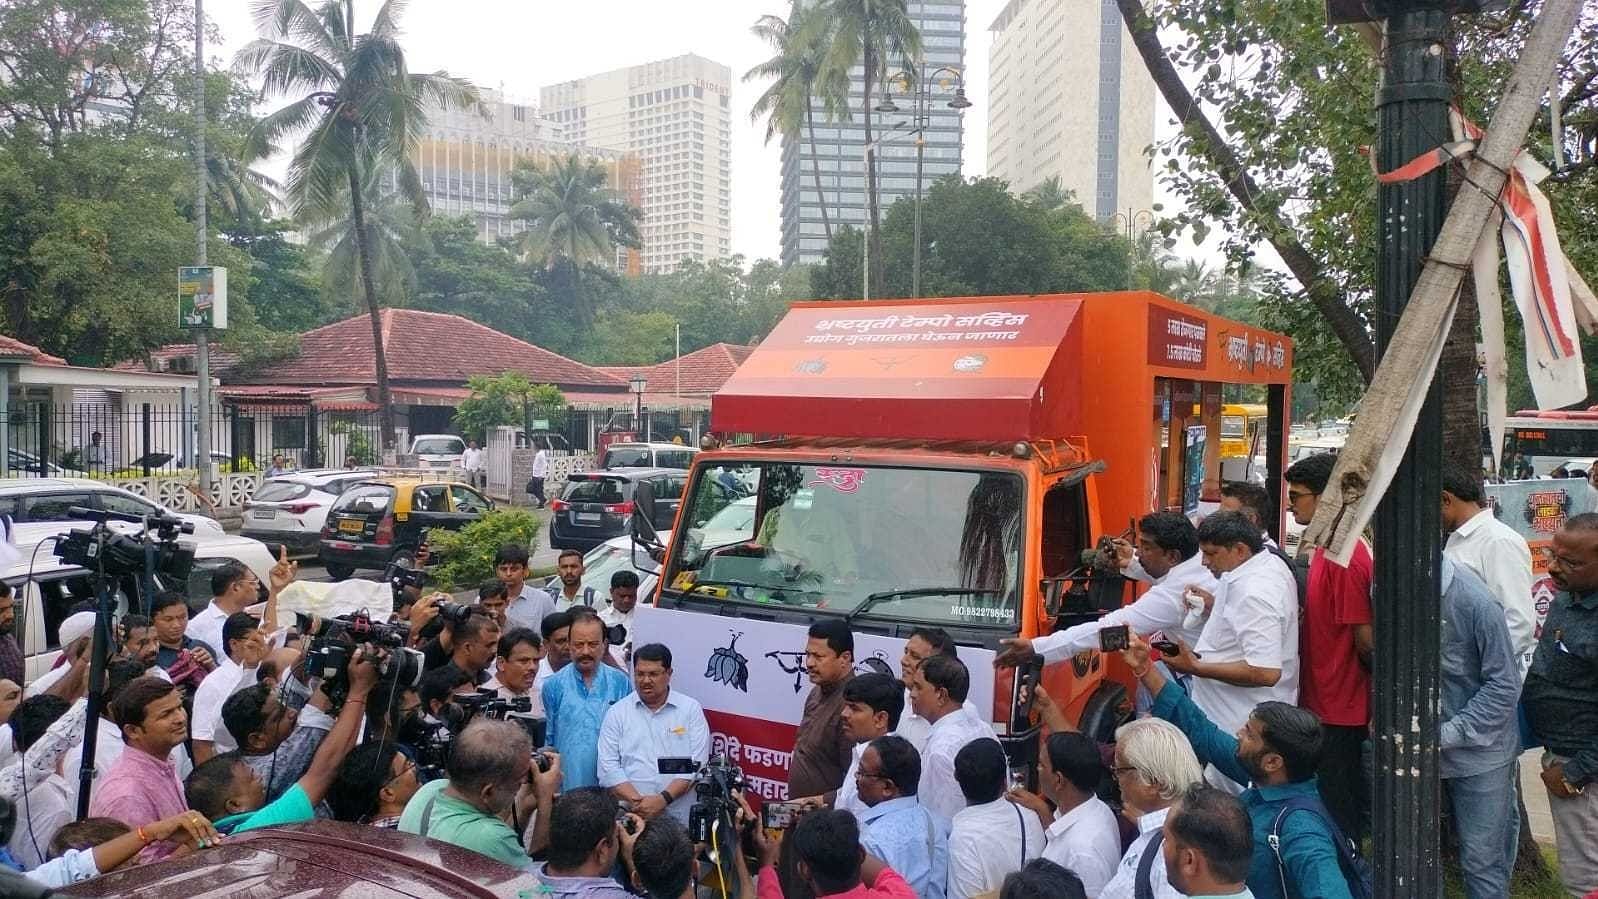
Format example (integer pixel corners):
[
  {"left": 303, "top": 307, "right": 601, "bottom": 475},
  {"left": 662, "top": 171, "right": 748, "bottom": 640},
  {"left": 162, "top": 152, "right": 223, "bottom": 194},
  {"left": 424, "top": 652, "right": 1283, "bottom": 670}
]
[{"left": 669, "top": 462, "right": 1023, "bottom": 627}]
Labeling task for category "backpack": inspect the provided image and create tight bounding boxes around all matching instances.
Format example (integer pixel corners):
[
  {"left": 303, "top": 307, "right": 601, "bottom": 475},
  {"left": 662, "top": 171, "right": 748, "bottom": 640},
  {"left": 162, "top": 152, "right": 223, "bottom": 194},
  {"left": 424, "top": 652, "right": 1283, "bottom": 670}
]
[
  {"left": 1134, "top": 830, "right": 1165, "bottom": 899},
  {"left": 1268, "top": 796, "right": 1374, "bottom": 899},
  {"left": 1268, "top": 544, "right": 1309, "bottom": 611}
]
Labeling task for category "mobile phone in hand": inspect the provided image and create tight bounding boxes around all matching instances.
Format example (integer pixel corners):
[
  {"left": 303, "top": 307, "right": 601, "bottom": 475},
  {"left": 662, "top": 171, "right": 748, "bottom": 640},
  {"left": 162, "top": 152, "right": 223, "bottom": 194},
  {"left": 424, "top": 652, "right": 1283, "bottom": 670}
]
[{"left": 1098, "top": 624, "right": 1130, "bottom": 653}]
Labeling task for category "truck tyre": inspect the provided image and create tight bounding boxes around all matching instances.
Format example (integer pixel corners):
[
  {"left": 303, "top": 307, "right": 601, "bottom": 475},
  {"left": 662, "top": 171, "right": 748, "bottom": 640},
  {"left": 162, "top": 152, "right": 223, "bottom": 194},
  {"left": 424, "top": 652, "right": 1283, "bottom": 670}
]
[
  {"left": 324, "top": 563, "right": 355, "bottom": 581},
  {"left": 1078, "top": 680, "right": 1131, "bottom": 746}
]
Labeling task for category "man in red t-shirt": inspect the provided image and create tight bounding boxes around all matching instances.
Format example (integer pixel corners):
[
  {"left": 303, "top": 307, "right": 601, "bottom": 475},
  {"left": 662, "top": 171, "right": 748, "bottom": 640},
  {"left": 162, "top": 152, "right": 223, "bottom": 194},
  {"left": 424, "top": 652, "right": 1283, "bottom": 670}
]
[{"left": 1285, "top": 453, "right": 1374, "bottom": 842}]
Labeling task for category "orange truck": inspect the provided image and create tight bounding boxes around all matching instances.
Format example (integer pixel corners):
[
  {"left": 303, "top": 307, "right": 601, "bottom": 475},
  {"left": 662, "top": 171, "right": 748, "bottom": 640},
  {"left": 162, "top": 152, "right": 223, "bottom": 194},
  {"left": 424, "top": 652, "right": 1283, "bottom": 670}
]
[{"left": 629, "top": 292, "right": 1293, "bottom": 802}]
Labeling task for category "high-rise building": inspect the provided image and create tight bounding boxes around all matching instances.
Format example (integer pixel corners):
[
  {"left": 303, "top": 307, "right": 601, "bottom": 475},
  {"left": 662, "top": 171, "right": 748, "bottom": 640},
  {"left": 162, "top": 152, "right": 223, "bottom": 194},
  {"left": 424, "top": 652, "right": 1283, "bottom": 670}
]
[
  {"left": 779, "top": 1, "right": 967, "bottom": 268},
  {"left": 987, "top": 0, "right": 1156, "bottom": 223},
  {"left": 541, "top": 54, "right": 733, "bottom": 274},
  {"left": 413, "top": 88, "right": 642, "bottom": 271}
]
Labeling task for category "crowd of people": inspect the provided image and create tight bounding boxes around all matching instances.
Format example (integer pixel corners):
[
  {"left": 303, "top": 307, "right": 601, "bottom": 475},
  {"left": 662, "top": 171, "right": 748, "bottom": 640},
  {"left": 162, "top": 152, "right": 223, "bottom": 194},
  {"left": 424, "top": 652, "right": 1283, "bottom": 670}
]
[{"left": 0, "top": 451, "right": 1591, "bottom": 899}]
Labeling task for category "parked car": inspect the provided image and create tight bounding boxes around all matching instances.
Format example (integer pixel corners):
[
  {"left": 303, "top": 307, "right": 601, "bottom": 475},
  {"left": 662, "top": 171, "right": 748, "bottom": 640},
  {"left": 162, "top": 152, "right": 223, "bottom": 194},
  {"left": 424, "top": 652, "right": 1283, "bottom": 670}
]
[
  {"left": 7, "top": 528, "right": 276, "bottom": 683},
  {"left": 409, "top": 433, "right": 466, "bottom": 470},
  {"left": 549, "top": 468, "right": 692, "bottom": 554},
  {"left": 598, "top": 441, "right": 698, "bottom": 470},
  {"left": 241, "top": 468, "right": 382, "bottom": 554},
  {"left": 319, "top": 478, "right": 494, "bottom": 580},
  {"left": 7, "top": 447, "right": 64, "bottom": 476},
  {"left": 53, "top": 820, "right": 544, "bottom": 897},
  {"left": 0, "top": 477, "right": 224, "bottom": 535}
]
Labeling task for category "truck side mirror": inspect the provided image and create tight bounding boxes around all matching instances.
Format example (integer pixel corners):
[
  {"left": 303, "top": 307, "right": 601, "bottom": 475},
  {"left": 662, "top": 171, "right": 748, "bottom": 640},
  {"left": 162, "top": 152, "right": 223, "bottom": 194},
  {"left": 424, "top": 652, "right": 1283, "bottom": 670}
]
[{"left": 1041, "top": 578, "right": 1067, "bottom": 618}]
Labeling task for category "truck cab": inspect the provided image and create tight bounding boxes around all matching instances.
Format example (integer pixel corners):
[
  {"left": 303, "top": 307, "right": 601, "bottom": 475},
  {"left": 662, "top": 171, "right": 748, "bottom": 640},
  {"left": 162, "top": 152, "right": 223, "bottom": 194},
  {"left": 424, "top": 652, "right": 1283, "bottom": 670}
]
[{"left": 633, "top": 293, "right": 1293, "bottom": 801}]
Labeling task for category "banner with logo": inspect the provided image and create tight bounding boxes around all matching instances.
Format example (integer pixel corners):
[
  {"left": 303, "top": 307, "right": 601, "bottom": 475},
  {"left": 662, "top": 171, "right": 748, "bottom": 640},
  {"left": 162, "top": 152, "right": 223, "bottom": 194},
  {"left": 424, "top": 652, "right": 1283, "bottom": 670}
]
[
  {"left": 633, "top": 605, "right": 996, "bottom": 801},
  {"left": 1485, "top": 477, "right": 1598, "bottom": 644}
]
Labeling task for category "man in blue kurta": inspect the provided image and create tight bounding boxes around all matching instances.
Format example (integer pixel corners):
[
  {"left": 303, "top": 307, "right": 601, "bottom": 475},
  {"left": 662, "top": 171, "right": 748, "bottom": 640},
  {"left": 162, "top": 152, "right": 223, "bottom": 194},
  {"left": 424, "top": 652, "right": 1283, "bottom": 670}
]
[
  {"left": 1125, "top": 636, "right": 1354, "bottom": 899},
  {"left": 542, "top": 611, "right": 631, "bottom": 790}
]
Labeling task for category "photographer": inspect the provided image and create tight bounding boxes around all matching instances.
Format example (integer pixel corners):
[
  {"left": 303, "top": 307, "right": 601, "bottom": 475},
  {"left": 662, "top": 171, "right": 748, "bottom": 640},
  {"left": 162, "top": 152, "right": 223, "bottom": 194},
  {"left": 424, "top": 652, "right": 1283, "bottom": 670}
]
[
  {"left": 544, "top": 612, "right": 631, "bottom": 790},
  {"left": 449, "top": 611, "right": 501, "bottom": 687},
  {"left": 224, "top": 662, "right": 339, "bottom": 803},
  {"left": 184, "top": 646, "right": 379, "bottom": 833},
  {"left": 598, "top": 643, "right": 709, "bottom": 823},
  {"left": 192, "top": 612, "right": 268, "bottom": 763},
  {"left": 420, "top": 665, "right": 476, "bottom": 720},
  {"left": 618, "top": 814, "right": 697, "bottom": 899},
  {"left": 533, "top": 786, "right": 633, "bottom": 898},
  {"left": 757, "top": 808, "right": 917, "bottom": 899},
  {"left": 150, "top": 591, "right": 216, "bottom": 696},
  {"left": 329, "top": 740, "right": 420, "bottom": 828},
  {"left": 485, "top": 628, "right": 543, "bottom": 712},
  {"left": 398, "top": 718, "right": 563, "bottom": 868}
]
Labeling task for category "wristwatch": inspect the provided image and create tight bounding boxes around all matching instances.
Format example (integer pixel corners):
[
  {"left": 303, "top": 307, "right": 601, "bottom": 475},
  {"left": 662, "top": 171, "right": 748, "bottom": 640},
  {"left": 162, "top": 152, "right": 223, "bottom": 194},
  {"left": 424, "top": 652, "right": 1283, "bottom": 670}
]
[
  {"left": 659, "top": 789, "right": 674, "bottom": 805},
  {"left": 1563, "top": 778, "right": 1585, "bottom": 796}
]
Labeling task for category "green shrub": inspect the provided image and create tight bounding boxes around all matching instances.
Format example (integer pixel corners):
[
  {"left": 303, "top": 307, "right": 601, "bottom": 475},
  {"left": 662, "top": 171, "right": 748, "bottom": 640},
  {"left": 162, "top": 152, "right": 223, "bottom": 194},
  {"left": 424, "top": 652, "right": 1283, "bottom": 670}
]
[{"left": 426, "top": 509, "right": 541, "bottom": 592}]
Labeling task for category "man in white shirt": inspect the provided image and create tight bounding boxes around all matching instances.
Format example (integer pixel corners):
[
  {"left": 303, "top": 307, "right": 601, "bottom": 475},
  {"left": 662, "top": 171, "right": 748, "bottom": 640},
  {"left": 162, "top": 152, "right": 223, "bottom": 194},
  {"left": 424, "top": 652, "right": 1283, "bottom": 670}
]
[
  {"left": 1441, "top": 463, "right": 1536, "bottom": 676},
  {"left": 188, "top": 553, "right": 292, "bottom": 657},
  {"left": 1162, "top": 511, "right": 1299, "bottom": 791},
  {"left": 462, "top": 440, "right": 486, "bottom": 490},
  {"left": 542, "top": 550, "right": 595, "bottom": 613},
  {"left": 7, "top": 694, "right": 75, "bottom": 868},
  {"left": 25, "top": 612, "right": 95, "bottom": 698},
  {"left": 497, "top": 543, "right": 557, "bottom": 632},
  {"left": 1099, "top": 718, "right": 1204, "bottom": 899},
  {"left": 909, "top": 654, "right": 998, "bottom": 823},
  {"left": 946, "top": 738, "right": 1043, "bottom": 899},
  {"left": 597, "top": 643, "right": 710, "bottom": 824},
  {"left": 599, "top": 570, "right": 639, "bottom": 667},
  {"left": 528, "top": 447, "right": 550, "bottom": 508},
  {"left": 998, "top": 512, "right": 1217, "bottom": 671},
  {"left": 533, "top": 611, "right": 573, "bottom": 696},
  {"left": 895, "top": 628, "right": 980, "bottom": 754},
  {"left": 797, "top": 672, "right": 903, "bottom": 818},
  {"left": 484, "top": 626, "right": 544, "bottom": 717},
  {"left": 1010, "top": 731, "right": 1123, "bottom": 897},
  {"left": 1161, "top": 785, "right": 1257, "bottom": 899},
  {"left": 190, "top": 612, "right": 267, "bottom": 764}
]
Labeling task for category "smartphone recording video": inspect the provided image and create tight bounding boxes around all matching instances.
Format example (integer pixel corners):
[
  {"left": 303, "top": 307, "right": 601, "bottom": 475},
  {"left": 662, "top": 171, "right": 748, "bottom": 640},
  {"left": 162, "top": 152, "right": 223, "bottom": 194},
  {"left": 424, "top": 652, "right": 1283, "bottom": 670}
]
[{"left": 1098, "top": 624, "right": 1130, "bottom": 653}]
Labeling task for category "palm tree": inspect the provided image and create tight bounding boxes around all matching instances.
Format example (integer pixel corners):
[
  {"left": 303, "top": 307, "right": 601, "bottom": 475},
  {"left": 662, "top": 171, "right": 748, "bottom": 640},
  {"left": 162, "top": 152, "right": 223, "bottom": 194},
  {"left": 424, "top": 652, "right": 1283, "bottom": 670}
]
[
  {"left": 815, "top": 0, "right": 921, "bottom": 297},
  {"left": 236, "top": 0, "right": 480, "bottom": 450},
  {"left": 302, "top": 168, "right": 419, "bottom": 310},
  {"left": 746, "top": 8, "right": 847, "bottom": 244},
  {"left": 508, "top": 153, "right": 642, "bottom": 326},
  {"left": 1173, "top": 259, "right": 1221, "bottom": 308},
  {"left": 1024, "top": 176, "right": 1072, "bottom": 212}
]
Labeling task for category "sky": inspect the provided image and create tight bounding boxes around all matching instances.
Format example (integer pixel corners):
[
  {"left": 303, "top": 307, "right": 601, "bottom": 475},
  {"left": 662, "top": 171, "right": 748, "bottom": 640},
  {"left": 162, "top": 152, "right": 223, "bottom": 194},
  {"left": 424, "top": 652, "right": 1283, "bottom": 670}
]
[{"left": 207, "top": 0, "right": 1182, "bottom": 266}]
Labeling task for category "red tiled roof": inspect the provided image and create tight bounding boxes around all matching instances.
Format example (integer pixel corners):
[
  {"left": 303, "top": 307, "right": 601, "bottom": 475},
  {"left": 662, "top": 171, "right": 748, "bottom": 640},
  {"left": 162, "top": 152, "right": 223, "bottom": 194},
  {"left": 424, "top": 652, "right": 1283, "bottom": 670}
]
[
  {"left": 597, "top": 343, "right": 753, "bottom": 397},
  {"left": 237, "top": 310, "right": 624, "bottom": 389},
  {"left": 113, "top": 344, "right": 245, "bottom": 378},
  {"left": 0, "top": 335, "right": 66, "bottom": 366}
]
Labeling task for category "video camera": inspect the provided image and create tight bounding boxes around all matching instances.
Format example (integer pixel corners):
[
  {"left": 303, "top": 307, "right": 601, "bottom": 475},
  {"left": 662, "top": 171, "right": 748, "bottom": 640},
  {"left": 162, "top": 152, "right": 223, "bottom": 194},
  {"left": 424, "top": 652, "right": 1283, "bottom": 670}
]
[
  {"left": 403, "top": 689, "right": 550, "bottom": 783},
  {"left": 389, "top": 564, "right": 427, "bottom": 611},
  {"left": 297, "top": 610, "right": 424, "bottom": 704},
  {"left": 53, "top": 507, "right": 196, "bottom": 581},
  {"left": 685, "top": 754, "right": 746, "bottom": 844}
]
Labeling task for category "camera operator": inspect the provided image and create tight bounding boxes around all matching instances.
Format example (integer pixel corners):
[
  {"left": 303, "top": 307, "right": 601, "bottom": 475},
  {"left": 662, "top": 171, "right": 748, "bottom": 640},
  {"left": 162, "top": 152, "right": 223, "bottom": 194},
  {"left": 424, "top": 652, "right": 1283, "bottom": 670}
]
[
  {"left": 598, "top": 644, "right": 709, "bottom": 823},
  {"left": 618, "top": 813, "right": 697, "bottom": 899},
  {"left": 184, "top": 646, "right": 379, "bottom": 833},
  {"left": 419, "top": 665, "right": 476, "bottom": 719},
  {"left": 399, "top": 718, "right": 563, "bottom": 868},
  {"left": 477, "top": 580, "right": 511, "bottom": 628},
  {"left": 224, "top": 657, "right": 343, "bottom": 803},
  {"left": 449, "top": 611, "right": 501, "bottom": 687},
  {"left": 544, "top": 612, "right": 631, "bottom": 791},
  {"left": 599, "top": 570, "right": 639, "bottom": 666},
  {"left": 499, "top": 543, "right": 556, "bottom": 631},
  {"left": 330, "top": 740, "right": 420, "bottom": 828},
  {"left": 188, "top": 550, "right": 295, "bottom": 657},
  {"left": 533, "top": 786, "right": 633, "bottom": 898},
  {"left": 484, "top": 628, "right": 543, "bottom": 713},
  {"left": 757, "top": 807, "right": 918, "bottom": 899},
  {"left": 191, "top": 612, "right": 268, "bottom": 764}
]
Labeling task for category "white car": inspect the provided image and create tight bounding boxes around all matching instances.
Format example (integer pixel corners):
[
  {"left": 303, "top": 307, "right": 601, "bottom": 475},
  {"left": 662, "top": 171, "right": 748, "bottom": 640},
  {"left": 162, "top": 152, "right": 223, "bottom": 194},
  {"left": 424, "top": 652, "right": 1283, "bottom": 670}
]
[
  {"left": 551, "top": 534, "right": 666, "bottom": 603},
  {"left": 599, "top": 442, "right": 698, "bottom": 471},
  {"left": 6, "top": 531, "right": 276, "bottom": 684},
  {"left": 241, "top": 468, "right": 381, "bottom": 555},
  {"left": 409, "top": 434, "right": 465, "bottom": 471},
  {"left": 0, "top": 478, "right": 223, "bottom": 536}
]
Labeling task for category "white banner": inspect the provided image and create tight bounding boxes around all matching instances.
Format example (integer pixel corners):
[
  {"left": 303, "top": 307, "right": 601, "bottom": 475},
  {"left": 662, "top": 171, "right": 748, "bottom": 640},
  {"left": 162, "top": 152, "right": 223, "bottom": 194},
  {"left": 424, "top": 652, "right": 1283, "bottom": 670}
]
[{"left": 634, "top": 605, "right": 997, "bottom": 727}]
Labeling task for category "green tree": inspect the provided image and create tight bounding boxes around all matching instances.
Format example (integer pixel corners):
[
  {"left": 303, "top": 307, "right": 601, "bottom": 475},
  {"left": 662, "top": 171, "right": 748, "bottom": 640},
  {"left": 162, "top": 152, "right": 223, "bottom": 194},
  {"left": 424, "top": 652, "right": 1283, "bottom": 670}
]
[
  {"left": 407, "top": 215, "right": 548, "bottom": 341},
  {"left": 237, "top": 0, "right": 480, "bottom": 451},
  {"left": 747, "top": 7, "right": 848, "bottom": 244},
  {"left": 509, "top": 153, "right": 642, "bottom": 328},
  {"left": 225, "top": 220, "right": 331, "bottom": 332},
  {"left": 1024, "top": 176, "right": 1074, "bottom": 211},
  {"left": 301, "top": 169, "right": 421, "bottom": 306},
  {"left": 452, "top": 372, "right": 565, "bottom": 442},
  {"left": 814, "top": 0, "right": 922, "bottom": 297},
  {"left": 583, "top": 311, "right": 680, "bottom": 365}
]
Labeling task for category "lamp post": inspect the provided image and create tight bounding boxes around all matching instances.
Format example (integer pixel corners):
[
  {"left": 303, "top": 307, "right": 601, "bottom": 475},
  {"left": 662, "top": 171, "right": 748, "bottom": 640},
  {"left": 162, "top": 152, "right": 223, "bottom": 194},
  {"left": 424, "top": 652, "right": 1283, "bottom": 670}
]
[
  {"left": 861, "top": 122, "right": 915, "bottom": 301},
  {"left": 1112, "top": 208, "right": 1155, "bottom": 241},
  {"left": 876, "top": 65, "right": 971, "bottom": 298},
  {"left": 629, "top": 374, "right": 647, "bottom": 440}
]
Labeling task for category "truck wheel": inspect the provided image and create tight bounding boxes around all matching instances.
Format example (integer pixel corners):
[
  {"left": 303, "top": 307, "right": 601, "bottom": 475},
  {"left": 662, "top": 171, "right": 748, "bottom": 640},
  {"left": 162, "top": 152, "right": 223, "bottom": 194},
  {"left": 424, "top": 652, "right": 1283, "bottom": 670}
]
[
  {"left": 1078, "top": 680, "right": 1131, "bottom": 746},
  {"left": 324, "top": 563, "right": 355, "bottom": 581}
]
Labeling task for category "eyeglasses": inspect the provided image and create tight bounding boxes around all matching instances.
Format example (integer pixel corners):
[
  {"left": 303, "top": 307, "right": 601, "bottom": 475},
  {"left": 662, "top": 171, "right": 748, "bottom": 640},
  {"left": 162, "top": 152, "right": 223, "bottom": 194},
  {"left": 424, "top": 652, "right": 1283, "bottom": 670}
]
[
  {"left": 383, "top": 758, "right": 416, "bottom": 790},
  {"left": 1111, "top": 765, "right": 1141, "bottom": 779},
  {"left": 1286, "top": 490, "right": 1313, "bottom": 503},
  {"left": 854, "top": 769, "right": 892, "bottom": 781}
]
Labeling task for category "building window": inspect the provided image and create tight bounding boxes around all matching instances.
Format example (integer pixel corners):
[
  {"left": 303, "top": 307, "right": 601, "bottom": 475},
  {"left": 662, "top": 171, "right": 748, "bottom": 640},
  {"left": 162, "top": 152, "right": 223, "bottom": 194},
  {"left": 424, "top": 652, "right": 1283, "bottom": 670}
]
[{"left": 272, "top": 418, "right": 307, "bottom": 450}]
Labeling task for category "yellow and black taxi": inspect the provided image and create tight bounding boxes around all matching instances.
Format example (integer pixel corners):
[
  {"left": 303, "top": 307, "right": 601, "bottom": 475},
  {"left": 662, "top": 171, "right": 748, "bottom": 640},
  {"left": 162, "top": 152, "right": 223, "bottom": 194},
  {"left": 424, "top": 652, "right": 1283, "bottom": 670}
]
[{"left": 317, "top": 477, "right": 493, "bottom": 580}]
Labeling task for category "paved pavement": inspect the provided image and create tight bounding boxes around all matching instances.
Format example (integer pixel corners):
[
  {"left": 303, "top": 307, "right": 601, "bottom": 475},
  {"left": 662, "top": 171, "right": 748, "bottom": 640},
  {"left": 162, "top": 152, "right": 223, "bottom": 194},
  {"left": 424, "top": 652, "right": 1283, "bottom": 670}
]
[{"left": 1521, "top": 749, "right": 1556, "bottom": 844}]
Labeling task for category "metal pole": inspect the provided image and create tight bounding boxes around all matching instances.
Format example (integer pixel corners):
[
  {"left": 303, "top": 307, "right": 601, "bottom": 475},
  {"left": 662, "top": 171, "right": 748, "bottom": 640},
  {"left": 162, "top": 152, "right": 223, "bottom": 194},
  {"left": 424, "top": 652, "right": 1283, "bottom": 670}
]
[
  {"left": 193, "top": 0, "right": 213, "bottom": 498},
  {"left": 1372, "top": 7, "right": 1450, "bottom": 895},
  {"left": 862, "top": 143, "right": 872, "bottom": 300},
  {"left": 912, "top": 67, "right": 926, "bottom": 298},
  {"left": 141, "top": 404, "right": 152, "bottom": 478},
  {"left": 75, "top": 555, "right": 113, "bottom": 820}
]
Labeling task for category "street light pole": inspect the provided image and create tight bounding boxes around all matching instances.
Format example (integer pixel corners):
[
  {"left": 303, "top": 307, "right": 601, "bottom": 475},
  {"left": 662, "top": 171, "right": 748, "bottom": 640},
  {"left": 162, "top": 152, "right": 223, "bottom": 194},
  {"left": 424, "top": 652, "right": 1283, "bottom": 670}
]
[
  {"left": 880, "top": 66, "right": 970, "bottom": 299},
  {"left": 193, "top": 0, "right": 213, "bottom": 497},
  {"left": 629, "top": 374, "right": 647, "bottom": 441}
]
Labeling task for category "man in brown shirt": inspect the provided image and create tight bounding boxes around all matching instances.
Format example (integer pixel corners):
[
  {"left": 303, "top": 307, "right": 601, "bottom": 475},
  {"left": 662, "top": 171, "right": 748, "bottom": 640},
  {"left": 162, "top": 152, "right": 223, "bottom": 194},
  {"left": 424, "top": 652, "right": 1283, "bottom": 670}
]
[{"left": 787, "top": 619, "right": 856, "bottom": 800}]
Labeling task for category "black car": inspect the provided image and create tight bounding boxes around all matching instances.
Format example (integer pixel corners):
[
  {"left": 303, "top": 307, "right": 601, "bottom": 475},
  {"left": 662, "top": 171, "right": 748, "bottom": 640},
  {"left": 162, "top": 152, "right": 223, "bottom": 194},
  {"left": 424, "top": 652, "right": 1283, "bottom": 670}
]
[{"left": 548, "top": 468, "right": 690, "bottom": 553}]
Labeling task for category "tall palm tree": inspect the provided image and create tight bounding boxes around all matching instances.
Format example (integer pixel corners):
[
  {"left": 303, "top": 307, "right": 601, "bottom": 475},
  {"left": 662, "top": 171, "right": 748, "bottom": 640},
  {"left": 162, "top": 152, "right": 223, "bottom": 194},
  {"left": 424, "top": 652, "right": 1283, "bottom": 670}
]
[
  {"left": 1024, "top": 176, "right": 1072, "bottom": 212},
  {"left": 509, "top": 153, "right": 642, "bottom": 326},
  {"left": 236, "top": 0, "right": 479, "bottom": 450},
  {"left": 302, "top": 168, "right": 419, "bottom": 310},
  {"left": 816, "top": 0, "right": 921, "bottom": 297},
  {"left": 746, "top": 8, "right": 847, "bottom": 244}
]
